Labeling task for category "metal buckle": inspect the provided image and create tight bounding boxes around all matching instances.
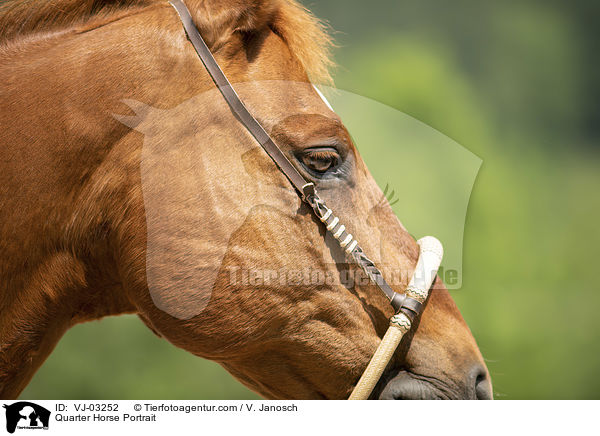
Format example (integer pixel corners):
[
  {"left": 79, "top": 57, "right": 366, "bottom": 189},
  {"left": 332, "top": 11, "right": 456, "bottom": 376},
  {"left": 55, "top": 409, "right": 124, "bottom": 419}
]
[{"left": 301, "top": 183, "right": 316, "bottom": 202}]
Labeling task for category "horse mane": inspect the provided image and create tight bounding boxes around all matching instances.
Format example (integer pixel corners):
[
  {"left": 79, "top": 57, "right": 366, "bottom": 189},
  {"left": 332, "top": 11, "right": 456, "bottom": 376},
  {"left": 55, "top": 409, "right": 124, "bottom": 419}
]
[
  {"left": 0, "top": 0, "right": 333, "bottom": 84},
  {"left": 0, "top": 0, "right": 154, "bottom": 41}
]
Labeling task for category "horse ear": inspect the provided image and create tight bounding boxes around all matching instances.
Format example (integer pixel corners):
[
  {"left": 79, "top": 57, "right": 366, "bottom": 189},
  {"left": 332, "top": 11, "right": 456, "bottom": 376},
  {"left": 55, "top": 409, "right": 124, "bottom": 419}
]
[{"left": 112, "top": 99, "right": 154, "bottom": 131}]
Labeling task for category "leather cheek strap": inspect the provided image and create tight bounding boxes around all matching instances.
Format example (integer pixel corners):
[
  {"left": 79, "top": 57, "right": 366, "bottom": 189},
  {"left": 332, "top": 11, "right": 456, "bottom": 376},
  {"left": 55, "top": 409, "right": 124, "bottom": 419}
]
[{"left": 169, "top": 0, "right": 309, "bottom": 196}]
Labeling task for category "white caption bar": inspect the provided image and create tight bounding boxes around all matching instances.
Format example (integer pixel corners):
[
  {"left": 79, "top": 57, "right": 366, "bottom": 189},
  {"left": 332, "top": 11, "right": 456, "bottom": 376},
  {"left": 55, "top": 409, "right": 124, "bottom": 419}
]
[{"left": 4, "top": 400, "right": 597, "bottom": 436}]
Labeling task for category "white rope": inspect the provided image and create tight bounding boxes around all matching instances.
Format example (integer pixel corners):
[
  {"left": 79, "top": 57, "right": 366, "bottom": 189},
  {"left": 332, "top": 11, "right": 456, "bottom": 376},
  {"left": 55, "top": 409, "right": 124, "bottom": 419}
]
[{"left": 348, "top": 236, "right": 443, "bottom": 400}]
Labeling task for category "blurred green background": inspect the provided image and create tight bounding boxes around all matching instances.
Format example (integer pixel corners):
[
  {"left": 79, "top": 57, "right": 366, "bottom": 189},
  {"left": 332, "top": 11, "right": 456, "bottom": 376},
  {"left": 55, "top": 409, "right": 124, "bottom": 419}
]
[{"left": 22, "top": 0, "right": 599, "bottom": 399}]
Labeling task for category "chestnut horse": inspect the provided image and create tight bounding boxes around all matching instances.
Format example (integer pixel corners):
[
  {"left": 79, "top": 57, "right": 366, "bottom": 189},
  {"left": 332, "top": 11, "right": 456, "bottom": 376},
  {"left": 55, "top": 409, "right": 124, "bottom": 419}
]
[{"left": 0, "top": 0, "right": 491, "bottom": 399}]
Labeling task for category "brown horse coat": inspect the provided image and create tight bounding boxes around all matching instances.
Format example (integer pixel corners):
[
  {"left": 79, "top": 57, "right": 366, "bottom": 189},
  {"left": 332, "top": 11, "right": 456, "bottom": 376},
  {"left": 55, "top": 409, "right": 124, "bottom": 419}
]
[{"left": 0, "top": 0, "right": 490, "bottom": 399}]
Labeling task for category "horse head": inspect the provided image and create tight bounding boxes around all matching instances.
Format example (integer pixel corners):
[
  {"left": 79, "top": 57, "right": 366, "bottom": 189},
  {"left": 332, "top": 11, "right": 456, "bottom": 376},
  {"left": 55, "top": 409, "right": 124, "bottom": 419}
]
[{"left": 0, "top": 0, "right": 491, "bottom": 399}]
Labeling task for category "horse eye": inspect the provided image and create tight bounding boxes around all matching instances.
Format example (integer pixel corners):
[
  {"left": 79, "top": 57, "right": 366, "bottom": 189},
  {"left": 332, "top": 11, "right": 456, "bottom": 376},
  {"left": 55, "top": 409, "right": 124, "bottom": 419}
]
[{"left": 301, "top": 147, "right": 341, "bottom": 174}]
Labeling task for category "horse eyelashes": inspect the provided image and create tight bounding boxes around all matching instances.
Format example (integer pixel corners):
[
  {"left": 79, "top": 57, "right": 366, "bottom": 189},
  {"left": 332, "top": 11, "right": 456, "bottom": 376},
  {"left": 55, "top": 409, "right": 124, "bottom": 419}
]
[{"left": 301, "top": 148, "right": 341, "bottom": 173}]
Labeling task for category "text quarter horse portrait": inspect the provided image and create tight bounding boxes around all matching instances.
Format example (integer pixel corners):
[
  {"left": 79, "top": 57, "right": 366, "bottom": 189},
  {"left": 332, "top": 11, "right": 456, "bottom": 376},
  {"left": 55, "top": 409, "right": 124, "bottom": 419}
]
[{"left": 0, "top": 0, "right": 492, "bottom": 399}]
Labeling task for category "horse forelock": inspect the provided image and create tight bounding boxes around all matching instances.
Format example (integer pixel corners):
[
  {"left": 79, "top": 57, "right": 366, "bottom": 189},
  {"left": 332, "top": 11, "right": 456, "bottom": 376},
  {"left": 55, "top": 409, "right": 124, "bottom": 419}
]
[{"left": 0, "top": 0, "right": 334, "bottom": 84}]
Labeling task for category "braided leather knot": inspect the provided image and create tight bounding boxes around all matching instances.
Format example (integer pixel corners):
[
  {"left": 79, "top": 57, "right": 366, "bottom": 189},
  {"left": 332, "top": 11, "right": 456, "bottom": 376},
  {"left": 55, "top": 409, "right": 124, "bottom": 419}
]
[
  {"left": 405, "top": 284, "right": 428, "bottom": 303},
  {"left": 417, "top": 236, "right": 444, "bottom": 259},
  {"left": 389, "top": 313, "right": 411, "bottom": 333}
]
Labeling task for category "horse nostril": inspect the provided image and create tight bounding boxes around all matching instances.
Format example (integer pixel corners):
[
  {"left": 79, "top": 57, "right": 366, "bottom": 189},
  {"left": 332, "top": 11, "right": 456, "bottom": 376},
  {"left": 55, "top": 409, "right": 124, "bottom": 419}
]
[{"left": 472, "top": 367, "right": 492, "bottom": 400}]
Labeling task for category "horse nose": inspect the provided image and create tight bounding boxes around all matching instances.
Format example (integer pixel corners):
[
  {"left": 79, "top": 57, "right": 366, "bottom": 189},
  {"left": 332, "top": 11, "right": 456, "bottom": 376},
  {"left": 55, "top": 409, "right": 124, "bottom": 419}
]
[
  {"left": 378, "top": 365, "right": 493, "bottom": 399},
  {"left": 471, "top": 365, "right": 493, "bottom": 400}
]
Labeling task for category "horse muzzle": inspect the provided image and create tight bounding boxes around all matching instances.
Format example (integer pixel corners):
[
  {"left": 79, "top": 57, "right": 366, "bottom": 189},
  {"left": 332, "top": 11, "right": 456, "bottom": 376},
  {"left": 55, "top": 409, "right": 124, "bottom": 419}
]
[{"left": 376, "top": 366, "right": 493, "bottom": 400}]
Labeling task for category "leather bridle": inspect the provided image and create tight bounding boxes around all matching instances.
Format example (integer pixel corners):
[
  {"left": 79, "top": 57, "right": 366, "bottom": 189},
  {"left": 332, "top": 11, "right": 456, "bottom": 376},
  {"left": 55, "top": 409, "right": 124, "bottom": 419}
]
[{"left": 169, "top": 0, "right": 443, "bottom": 399}]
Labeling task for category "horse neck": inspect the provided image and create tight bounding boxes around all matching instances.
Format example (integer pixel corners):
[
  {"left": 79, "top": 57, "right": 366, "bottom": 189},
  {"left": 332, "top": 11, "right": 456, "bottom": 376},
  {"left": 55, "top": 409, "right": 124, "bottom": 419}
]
[{"left": 0, "top": 5, "right": 197, "bottom": 398}]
